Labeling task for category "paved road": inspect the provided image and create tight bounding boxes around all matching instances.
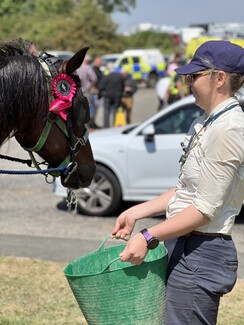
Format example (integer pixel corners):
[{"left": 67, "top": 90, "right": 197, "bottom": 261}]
[{"left": 0, "top": 88, "right": 243, "bottom": 278}]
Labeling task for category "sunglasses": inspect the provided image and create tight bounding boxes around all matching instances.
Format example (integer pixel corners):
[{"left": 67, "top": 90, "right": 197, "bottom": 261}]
[{"left": 186, "top": 70, "right": 218, "bottom": 83}]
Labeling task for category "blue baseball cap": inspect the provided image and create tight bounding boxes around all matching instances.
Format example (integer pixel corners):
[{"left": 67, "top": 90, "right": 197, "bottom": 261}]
[{"left": 175, "top": 40, "right": 244, "bottom": 75}]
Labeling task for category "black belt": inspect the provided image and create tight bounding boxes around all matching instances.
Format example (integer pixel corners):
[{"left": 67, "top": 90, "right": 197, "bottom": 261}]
[{"left": 186, "top": 230, "right": 231, "bottom": 239}]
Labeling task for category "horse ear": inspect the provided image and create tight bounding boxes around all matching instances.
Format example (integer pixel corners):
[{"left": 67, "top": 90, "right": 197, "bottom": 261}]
[{"left": 65, "top": 47, "right": 89, "bottom": 75}]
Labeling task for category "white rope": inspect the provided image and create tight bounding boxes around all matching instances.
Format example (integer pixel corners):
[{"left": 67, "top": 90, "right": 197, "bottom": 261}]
[{"left": 66, "top": 189, "right": 77, "bottom": 212}]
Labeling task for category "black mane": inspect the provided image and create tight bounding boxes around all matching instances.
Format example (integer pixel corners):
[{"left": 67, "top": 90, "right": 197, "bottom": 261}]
[{"left": 0, "top": 39, "right": 50, "bottom": 139}]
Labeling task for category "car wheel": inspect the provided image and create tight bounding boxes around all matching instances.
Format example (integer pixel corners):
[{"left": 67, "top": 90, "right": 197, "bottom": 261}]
[{"left": 76, "top": 165, "right": 122, "bottom": 216}]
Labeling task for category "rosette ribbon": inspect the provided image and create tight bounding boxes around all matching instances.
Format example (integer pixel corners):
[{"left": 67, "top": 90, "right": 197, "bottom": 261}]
[{"left": 49, "top": 74, "right": 77, "bottom": 120}]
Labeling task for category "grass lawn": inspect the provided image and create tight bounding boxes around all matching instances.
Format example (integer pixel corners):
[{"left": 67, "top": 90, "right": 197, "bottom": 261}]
[{"left": 0, "top": 257, "right": 243, "bottom": 325}]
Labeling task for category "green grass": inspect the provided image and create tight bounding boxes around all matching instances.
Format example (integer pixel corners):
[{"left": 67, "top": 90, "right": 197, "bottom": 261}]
[
  {"left": 0, "top": 257, "right": 85, "bottom": 325},
  {"left": 0, "top": 257, "right": 243, "bottom": 325}
]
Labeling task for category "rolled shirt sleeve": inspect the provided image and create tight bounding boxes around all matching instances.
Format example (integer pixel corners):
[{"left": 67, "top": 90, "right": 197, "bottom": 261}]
[{"left": 193, "top": 120, "right": 244, "bottom": 220}]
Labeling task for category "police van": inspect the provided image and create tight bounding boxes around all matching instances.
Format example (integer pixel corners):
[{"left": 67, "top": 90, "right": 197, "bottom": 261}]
[
  {"left": 186, "top": 36, "right": 244, "bottom": 59},
  {"left": 114, "top": 48, "right": 166, "bottom": 88}
]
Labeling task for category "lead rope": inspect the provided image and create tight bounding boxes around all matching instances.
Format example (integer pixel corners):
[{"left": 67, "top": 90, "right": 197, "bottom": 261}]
[
  {"left": 179, "top": 103, "right": 238, "bottom": 166},
  {"left": 65, "top": 112, "right": 77, "bottom": 211},
  {"left": 0, "top": 154, "right": 32, "bottom": 166}
]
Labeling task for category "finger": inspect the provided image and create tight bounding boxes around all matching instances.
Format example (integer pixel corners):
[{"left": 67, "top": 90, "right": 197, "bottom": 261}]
[
  {"left": 111, "top": 228, "right": 118, "bottom": 236},
  {"left": 112, "top": 230, "right": 123, "bottom": 238},
  {"left": 120, "top": 255, "right": 141, "bottom": 265},
  {"left": 119, "top": 248, "right": 131, "bottom": 262},
  {"left": 119, "top": 232, "right": 130, "bottom": 240},
  {"left": 111, "top": 234, "right": 130, "bottom": 241},
  {"left": 111, "top": 220, "right": 122, "bottom": 235},
  {"left": 120, "top": 254, "right": 130, "bottom": 262},
  {"left": 112, "top": 230, "right": 129, "bottom": 240}
]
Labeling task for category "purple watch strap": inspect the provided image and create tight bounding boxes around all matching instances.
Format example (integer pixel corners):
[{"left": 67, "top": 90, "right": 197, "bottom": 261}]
[{"left": 141, "top": 229, "right": 153, "bottom": 241}]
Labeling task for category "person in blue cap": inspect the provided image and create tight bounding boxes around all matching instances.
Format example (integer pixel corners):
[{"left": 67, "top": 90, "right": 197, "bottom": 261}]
[{"left": 112, "top": 40, "right": 244, "bottom": 324}]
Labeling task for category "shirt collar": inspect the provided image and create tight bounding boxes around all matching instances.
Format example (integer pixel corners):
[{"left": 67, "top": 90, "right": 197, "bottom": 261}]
[
  {"left": 203, "top": 97, "right": 239, "bottom": 125},
  {"left": 192, "top": 97, "right": 239, "bottom": 136},
  {"left": 209, "top": 97, "right": 238, "bottom": 117}
]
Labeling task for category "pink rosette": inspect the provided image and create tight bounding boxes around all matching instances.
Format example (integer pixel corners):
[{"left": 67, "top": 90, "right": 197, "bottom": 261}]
[{"left": 49, "top": 74, "right": 76, "bottom": 120}]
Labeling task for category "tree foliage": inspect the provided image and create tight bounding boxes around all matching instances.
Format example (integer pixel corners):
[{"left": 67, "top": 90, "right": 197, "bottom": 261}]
[
  {"left": 96, "top": 0, "right": 135, "bottom": 13},
  {"left": 0, "top": 0, "right": 177, "bottom": 57},
  {"left": 0, "top": 0, "right": 135, "bottom": 16},
  {"left": 124, "top": 31, "right": 179, "bottom": 54},
  {"left": 0, "top": 0, "right": 129, "bottom": 55}
]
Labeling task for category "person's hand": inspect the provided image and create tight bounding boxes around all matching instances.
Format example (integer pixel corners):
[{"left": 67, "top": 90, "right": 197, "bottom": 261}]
[
  {"left": 111, "top": 210, "right": 136, "bottom": 240},
  {"left": 119, "top": 233, "right": 148, "bottom": 265}
]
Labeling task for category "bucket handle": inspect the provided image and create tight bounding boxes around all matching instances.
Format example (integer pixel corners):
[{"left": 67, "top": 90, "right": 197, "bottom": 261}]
[
  {"left": 97, "top": 235, "right": 129, "bottom": 252},
  {"left": 100, "top": 256, "right": 121, "bottom": 274},
  {"left": 97, "top": 236, "right": 127, "bottom": 274},
  {"left": 96, "top": 235, "right": 112, "bottom": 252}
]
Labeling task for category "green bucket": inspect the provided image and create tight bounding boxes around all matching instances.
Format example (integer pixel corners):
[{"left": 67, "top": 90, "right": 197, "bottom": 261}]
[{"left": 64, "top": 237, "right": 168, "bottom": 325}]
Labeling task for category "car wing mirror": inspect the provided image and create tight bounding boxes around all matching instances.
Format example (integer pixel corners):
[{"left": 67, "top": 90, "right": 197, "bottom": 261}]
[{"left": 142, "top": 124, "right": 155, "bottom": 142}]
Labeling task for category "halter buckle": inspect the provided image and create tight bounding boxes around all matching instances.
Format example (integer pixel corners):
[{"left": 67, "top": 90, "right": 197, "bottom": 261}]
[{"left": 63, "top": 162, "right": 78, "bottom": 185}]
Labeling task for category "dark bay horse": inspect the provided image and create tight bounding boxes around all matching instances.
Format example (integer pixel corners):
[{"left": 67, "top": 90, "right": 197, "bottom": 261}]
[{"left": 0, "top": 39, "right": 96, "bottom": 189}]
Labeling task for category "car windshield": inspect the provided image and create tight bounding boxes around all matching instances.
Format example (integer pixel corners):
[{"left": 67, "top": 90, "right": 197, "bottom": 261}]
[
  {"left": 121, "top": 99, "right": 243, "bottom": 136},
  {"left": 154, "top": 104, "right": 203, "bottom": 134},
  {"left": 102, "top": 57, "right": 118, "bottom": 66}
]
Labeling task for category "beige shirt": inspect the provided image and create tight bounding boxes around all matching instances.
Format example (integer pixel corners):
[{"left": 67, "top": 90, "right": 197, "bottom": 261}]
[{"left": 167, "top": 97, "right": 244, "bottom": 235}]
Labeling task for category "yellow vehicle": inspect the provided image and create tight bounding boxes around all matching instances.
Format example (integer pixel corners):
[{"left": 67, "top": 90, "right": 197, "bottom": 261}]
[
  {"left": 186, "top": 36, "right": 244, "bottom": 59},
  {"left": 114, "top": 49, "right": 166, "bottom": 88}
]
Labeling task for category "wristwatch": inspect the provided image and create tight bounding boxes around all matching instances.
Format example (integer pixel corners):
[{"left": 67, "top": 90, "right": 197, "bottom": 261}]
[{"left": 140, "top": 228, "right": 159, "bottom": 250}]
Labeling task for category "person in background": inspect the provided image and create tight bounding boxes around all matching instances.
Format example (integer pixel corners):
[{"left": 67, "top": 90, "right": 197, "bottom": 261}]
[
  {"left": 155, "top": 76, "right": 170, "bottom": 110},
  {"left": 112, "top": 40, "right": 244, "bottom": 324},
  {"left": 164, "top": 53, "right": 189, "bottom": 104},
  {"left": 89, "top": 56, "right": 104, "bottom": 129},
  {"left": 164, "top": 68, "right": 189, "bottom": 104},
  {"left": 166, "top": 52, "right": 182, "bottom": 76},
  {"left": 99, "top": 63, "right": 125, "bottom": 128},
  {"left": 76, "top": 54, "right": 97, "bottom": 127},
  {"left": 121, "top": 70, "right": 138, "bottom": 124}
]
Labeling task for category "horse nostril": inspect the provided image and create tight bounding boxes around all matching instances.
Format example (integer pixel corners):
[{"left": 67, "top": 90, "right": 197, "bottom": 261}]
[{"left": 60, "top": 162, "right": 95, "bottom": 189}]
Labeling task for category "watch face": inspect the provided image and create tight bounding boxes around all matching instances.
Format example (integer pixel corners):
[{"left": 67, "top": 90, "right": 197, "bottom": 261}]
[{"left": 147, "top": 237, "right": 159, "bottom": 249}]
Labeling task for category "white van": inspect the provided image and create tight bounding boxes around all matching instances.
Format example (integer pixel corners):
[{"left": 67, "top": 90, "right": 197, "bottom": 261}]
[
  {"left": 121, "top": 48, "right": 165, "bottom": 65},
  {"left": 114, "top": 48, "right": 166, "bottom": 87}
]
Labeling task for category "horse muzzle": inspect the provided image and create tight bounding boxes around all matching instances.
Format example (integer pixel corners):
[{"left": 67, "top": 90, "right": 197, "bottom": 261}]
[{"left": 61, "top": 162, "right": 95, "bottom": 189}]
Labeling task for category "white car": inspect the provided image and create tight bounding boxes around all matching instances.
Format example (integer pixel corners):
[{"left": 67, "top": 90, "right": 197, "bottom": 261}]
[
  {"left": 100, "top": 53, "right": 121, "bottom": 72},
  {"left": 53, "top": 95, "right": 244, "bottom": 216}
]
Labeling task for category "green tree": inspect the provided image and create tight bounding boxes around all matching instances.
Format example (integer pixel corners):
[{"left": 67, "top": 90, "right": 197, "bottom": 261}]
[
  {"left": 0, "top": 0, "right": 21, "bottom": 16},
  {"left": 0, "top": 0, "right": 128, "bottom": 54},
  {"left": 124, "top": 31, "right": 180, "bottom": 54},
  {"left": 0, "top": 1, "right": 179, "bottom": 58},
  {"left": 96, "top": 0, "right": 135, "bottom": 13},
  {"left": 0, "top": 0, "right": 135, "bottom": 16}
]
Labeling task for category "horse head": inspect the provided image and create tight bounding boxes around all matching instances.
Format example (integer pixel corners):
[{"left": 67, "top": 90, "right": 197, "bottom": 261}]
[{"left": 0, "top": 39, "right": 96, "bottom": 189}]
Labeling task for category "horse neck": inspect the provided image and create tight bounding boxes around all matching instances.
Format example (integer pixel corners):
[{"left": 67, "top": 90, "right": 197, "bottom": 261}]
[{"left": 14, "top": 114, "right": 47, "bottom": 150}]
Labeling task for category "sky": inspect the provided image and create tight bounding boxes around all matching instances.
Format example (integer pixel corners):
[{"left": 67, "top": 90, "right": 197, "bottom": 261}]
[{"left": 111, "top": 0, "right": 244, "bottom": 33}]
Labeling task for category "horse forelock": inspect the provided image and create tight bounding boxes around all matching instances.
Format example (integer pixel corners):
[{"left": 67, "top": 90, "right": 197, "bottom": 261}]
[{"left": 0, "top": 40, "right": 50, "bottom": 142}]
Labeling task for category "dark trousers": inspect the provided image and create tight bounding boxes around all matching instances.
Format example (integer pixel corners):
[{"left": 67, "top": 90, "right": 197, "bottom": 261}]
[
  {"left": 164, "top": 234, "right": 238, "bottom": 324},
  {"left": 103, "top": 96, "right": 121, "bottom": 128},
  {"left": 168, "top": 93, "right": 181, "bottom": 104}
]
